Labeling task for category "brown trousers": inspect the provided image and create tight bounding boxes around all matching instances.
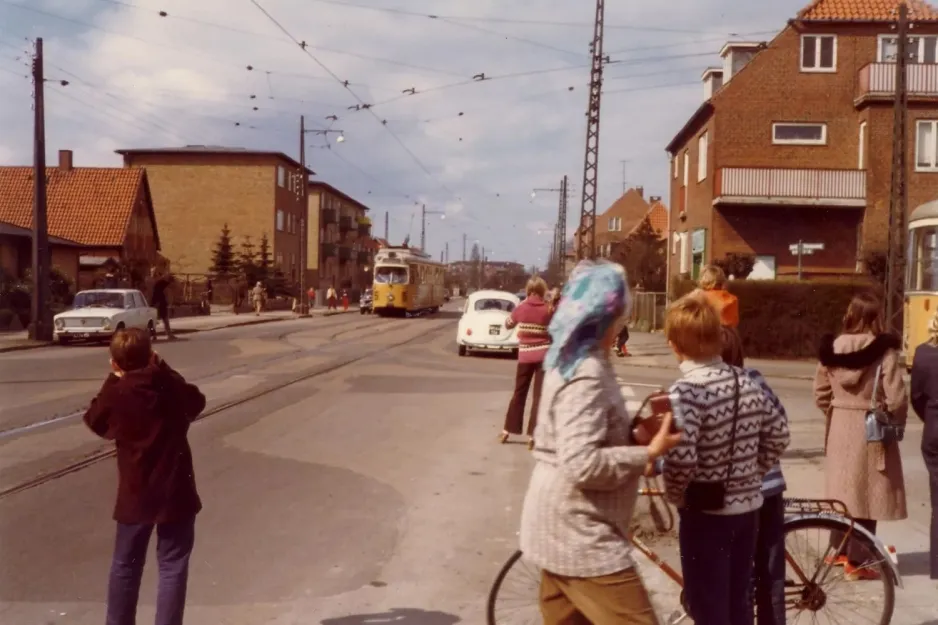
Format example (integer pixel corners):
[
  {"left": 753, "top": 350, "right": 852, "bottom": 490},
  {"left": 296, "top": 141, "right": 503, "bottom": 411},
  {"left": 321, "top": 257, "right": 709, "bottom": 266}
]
[
  {"left": 540, "top": 568, "right": 659, "bottom": 625},
  {"left": 503, "top": 361, "right": 544, "bottom": 436}
]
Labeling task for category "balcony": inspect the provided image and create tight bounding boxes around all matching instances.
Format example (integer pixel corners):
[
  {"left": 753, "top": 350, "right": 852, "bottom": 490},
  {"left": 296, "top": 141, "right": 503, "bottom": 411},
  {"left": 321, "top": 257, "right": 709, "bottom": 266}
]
[
  {"left": 322, "top": 208, "right": 337, "bottom": 225},
  {"left": 714, "top": 167, "right": 866, "bottom": 207},
  {"left": 358, "top": 222, "right": 371, "bottom": 237},
  {"left": 857, "top": 63, "right": 938, "bottom": 103},
  {"left": 339, "top": 215, "right": 353, "bottom": 232},
  {"left": 338, "top": 246, "right": 352, "bottom": 263},
  {"left": 357, "top": 251, "right": 370, "bottom": 265},
  {"left": 321, "top": 243, "right": 337, "bottom": 258}
]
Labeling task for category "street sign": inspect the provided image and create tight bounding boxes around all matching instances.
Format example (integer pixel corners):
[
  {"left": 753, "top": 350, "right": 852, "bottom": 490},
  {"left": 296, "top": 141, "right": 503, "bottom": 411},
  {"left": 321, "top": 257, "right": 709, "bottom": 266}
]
[{"left": 789, "top": 242, "right": 824, "bottom": 254}]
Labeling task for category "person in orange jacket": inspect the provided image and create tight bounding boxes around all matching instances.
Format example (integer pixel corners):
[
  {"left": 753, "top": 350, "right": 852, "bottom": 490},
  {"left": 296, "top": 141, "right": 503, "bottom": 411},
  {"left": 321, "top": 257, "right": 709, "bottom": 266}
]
[{"left": 695, "top": 265, "right": 744, "bottom": 366}]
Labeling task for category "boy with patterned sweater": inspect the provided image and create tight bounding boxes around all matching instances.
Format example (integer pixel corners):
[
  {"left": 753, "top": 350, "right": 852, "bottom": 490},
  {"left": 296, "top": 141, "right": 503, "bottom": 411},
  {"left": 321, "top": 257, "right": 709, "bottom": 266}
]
[{"left": 662, "top": 294, "right": 790, "bottom": 625}]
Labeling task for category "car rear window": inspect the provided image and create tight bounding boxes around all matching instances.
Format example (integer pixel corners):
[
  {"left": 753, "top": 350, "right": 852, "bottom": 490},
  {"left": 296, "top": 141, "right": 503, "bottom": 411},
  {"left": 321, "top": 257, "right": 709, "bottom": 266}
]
[{"left": 474, "top": 299, "right": 515, "bottom": 313}]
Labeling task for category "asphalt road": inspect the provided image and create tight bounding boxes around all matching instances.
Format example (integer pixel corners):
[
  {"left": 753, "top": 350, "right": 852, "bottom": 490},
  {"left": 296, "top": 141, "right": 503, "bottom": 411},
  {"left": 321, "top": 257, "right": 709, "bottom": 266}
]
[{"left": 0, "top": 309, "right": 935, "bottom": 624}]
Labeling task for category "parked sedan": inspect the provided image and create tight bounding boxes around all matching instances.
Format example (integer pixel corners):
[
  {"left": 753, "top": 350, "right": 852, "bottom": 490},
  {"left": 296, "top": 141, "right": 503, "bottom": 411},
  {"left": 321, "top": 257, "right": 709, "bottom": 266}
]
[
  {"left": 53, "top": 289, "right": 158, "bottom": 345},
  {"left": 456, "top": 290, "right": 520, "bottom": 357}
]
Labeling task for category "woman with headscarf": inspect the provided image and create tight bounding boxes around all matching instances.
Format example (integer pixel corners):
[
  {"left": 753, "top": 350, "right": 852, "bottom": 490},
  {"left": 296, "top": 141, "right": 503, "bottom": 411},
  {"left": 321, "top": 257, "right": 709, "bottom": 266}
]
[
  {"left": 911, "top": 309, "right": 938, "bottom": 580},
  {"left": 519, "top": 261, "right": 682, "bottom": 624}
]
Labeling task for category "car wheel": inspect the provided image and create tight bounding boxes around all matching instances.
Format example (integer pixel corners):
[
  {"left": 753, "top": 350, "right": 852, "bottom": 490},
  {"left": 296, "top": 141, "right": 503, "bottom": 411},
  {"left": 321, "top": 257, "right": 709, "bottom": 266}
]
[
  {"left": 458, "top": 344, "right": 467, "bottom": 357},
  {"left": 148, "top": 321, "right": 157, "bottom": 341},
  {"left": 116, "top": 322, "right": 126, "bottom": 330}
]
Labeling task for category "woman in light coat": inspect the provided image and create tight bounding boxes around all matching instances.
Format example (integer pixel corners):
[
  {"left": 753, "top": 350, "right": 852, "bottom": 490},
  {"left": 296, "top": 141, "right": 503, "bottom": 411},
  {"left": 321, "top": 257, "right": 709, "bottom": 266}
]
[{"left": 813, "top": 292, "right": 907, "bottom": 578}]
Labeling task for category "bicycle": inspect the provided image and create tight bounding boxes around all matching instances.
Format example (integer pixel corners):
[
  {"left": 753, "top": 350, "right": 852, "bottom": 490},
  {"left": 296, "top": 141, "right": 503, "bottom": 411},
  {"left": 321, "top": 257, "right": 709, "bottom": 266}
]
[{"left": 486, "top": 486, "right": 902, "bottom": 625}]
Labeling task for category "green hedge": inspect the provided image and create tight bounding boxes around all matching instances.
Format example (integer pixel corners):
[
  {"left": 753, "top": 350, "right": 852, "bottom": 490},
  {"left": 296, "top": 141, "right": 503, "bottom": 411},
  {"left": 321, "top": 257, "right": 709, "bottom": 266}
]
[{"left": 671, "top": 278, "right": 881, "bottom": 359}]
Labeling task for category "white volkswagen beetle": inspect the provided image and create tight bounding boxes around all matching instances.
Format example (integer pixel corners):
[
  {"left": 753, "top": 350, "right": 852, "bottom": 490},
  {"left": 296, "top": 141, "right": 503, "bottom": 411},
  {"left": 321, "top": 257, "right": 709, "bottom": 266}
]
[
  {"left": 456, "top": 290, "right": 521, "bottom": 357},
  {"left": 54, "top": 289, "right": 158, "bottom": 345}
]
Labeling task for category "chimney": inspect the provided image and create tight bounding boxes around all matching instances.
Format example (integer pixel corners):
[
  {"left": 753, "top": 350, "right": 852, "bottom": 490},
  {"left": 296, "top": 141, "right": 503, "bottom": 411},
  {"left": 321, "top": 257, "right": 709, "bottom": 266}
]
[
  {"left": 720, "top": 42, "right": 764, "bottom": 84},
  {"left": 650, "top": 195, "right": 662, "bottom": 203},
  {"left": 58, "top": 150, "right": 73, "bottom": 171},
  {"left": 701, "top": 67, "right": 723, "bottom": 100},
  {"left": 635, "top": 186, "right": 644, "bottom": 198}
]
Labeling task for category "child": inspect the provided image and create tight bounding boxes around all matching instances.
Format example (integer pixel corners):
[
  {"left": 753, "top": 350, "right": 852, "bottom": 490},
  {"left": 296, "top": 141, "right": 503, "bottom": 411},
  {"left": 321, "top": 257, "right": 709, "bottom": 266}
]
[
  {"left": 83, "top": 328, "right": 206, "bottom": 625},
  {"left": 662, "top": 293, "right": 790, "bottom": 625}
]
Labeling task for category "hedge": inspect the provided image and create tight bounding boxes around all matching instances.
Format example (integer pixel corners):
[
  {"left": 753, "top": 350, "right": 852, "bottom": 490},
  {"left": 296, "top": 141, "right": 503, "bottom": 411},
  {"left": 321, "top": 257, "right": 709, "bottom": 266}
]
[{"left": 671, "top": 278, "right": 881, "bottom": 359}]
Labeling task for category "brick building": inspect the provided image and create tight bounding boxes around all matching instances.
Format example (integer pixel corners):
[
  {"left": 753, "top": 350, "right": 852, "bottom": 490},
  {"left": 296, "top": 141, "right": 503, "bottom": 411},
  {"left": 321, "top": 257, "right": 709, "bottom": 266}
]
[
  {"left": 665, "top": 0, "right": 938, "bottom": 283},
  {"left": 573, "top": 187, "right": 667, "bottom": 259},
  {"left": 117, "top": 146, "right": 313, "bottom": 284},
  {"left": 0, "top": 150, "right": 160, "bottom": 287},
  {"left": 307, "top": 181, "right": 372, "bottom": 291}
]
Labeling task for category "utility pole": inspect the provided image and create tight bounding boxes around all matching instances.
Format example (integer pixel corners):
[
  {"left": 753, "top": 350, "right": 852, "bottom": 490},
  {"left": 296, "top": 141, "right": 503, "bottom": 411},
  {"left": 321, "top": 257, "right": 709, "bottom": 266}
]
[
  {"left": 297, "top": 115, "right": 310, "bottom": 316},
  {"left": 384, "top": 211, "right": 389, "bottom": 241},
  {"left": 558, "top": 175, "right": 568, "bottom": 281},
  {"left": 885, "top": 1, "right": 910, "bottom": 334},
  {"left": 480, "top": 246, "right": 485, "bottom": 289},
  {"left": 462, "top": 233, "right": 467, "bottom": 262},
  {"left": 577, "top": 0, "right": 606, "bottom": 261},
  {"left": 620, "top": 160, "right": 629, "bottom": 195},
  {"left": 420, "top": 204, "right": 426, "bottom": 252},
  {"left": 30, "top": 37, "right": 51, "bottom": 341},
  {"left": 445, "top": 241, "right": 449, "bottom": 264}
]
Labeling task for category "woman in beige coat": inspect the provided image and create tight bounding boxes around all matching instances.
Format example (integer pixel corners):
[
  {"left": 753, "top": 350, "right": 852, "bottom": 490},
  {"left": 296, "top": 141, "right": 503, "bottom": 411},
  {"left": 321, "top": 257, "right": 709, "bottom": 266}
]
[{"left": 813, "top": 292, "right": 907, "bottom": 579}]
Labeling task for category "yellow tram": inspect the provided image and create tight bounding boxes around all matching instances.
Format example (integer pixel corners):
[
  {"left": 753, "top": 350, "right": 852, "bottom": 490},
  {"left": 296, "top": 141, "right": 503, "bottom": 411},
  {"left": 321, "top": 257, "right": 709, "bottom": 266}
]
[
  {"left": 372, "top": 246, "right": 445, "bottom": 317},
  {"left": 904, "top": 199, "right": 938, "bottom": 369}
]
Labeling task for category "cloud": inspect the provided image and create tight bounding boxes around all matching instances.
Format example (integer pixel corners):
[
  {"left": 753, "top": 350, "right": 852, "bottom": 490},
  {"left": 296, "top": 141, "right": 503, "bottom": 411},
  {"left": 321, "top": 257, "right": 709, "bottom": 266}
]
[{"left": 0, "top": 0, "right": 801, "bottom": 265}]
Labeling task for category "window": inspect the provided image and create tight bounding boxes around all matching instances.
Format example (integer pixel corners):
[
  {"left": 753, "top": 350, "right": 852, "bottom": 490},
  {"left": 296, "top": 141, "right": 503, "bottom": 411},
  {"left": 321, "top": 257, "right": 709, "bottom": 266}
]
[
  {"left": 672, "top": 157, "right": 678, "bottom": 179},
  {"left": 277, "top": 166, "right": 286, "bottom": 188},
  {"left": 879, "top": 35, "right": 938, "bottom": 64},
  {"left": 697, "top": 132, "right": 708, "bottom": 182},
  {"left": 607, "top": 217, "right": 622, "bottom": 231},
  {"left": 801, "top": 35, "right": 836, "bottom": 72},
  {"left": 772, "top": 123, "right": 827, "bottom": 145},
  {"left": 682, "top": 150, "right": 689, "bottom": 186},
  {"left": 858, "top": 121, "right": 867, "bottom": 169},
  {"left": 916, "top": 120, "right": 938, "bottom": 171},
  {"left": 275, "top": 252, "right": 284, "bottom": 267},
  {"left": 276, "top": 209, "right": 285, "bottom": 231}
]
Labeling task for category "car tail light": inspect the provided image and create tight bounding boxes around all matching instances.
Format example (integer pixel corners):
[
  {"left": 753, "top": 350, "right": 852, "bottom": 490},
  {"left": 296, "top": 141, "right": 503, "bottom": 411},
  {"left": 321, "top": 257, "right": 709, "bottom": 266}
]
[{"left": 466, "top": 328, "right": 472, "bottom": 336}]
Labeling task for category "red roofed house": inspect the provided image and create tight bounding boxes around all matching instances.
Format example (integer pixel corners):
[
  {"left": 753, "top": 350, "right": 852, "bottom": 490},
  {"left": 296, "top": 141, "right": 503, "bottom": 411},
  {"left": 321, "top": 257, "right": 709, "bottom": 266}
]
[
  {"left": 0, "top": 150, "right": 160, "bottom": 288},
  {"left": 665, "top": 0, "right": 938, "bottom": 286}
]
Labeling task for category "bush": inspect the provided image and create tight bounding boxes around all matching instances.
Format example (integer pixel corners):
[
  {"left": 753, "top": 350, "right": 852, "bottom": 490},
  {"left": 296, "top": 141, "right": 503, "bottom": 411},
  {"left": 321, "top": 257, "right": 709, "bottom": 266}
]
[
  {"left": 0, "top": 308, "right": 14, "bottom": 330},
  {"left": 670, "top": 278, "right": 879, "bottom": 359}
]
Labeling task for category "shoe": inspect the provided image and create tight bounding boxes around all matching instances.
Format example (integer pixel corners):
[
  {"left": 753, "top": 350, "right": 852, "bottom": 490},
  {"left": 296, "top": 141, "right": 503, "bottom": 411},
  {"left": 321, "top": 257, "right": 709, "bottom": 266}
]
[
  {"left": 824, "top": 555, "right": 848, "bottom": 567},
  {"left": 844, "top": 562, "right": 881, "bottom": 581},
  {"left": 527, "top": 438, "right": 535, "bottom": 451},
  {"left": 498, "top": 431, "right": 509, "bottom": 444}
]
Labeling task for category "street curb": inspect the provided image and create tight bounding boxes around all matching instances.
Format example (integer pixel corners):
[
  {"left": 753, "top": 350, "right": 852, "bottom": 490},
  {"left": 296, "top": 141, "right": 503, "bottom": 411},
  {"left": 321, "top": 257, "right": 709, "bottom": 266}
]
[{"left": 0, "top": 310, "right": 356, "bottom": 353}]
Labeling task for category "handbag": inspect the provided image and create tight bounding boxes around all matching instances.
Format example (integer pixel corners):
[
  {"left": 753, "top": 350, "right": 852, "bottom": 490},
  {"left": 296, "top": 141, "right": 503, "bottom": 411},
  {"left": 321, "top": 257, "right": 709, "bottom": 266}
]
[
  {"left": 684, "top": 368, "right": 740, "bottom": 511},
  {"left": 864, "top": 363, "right": 905, "bottom": 444}
]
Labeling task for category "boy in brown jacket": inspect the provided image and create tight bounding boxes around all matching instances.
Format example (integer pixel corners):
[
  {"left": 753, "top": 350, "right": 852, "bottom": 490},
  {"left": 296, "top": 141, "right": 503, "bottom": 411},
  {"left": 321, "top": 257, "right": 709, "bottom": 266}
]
[{"left": 83, "top": 328, "right": 206, "bottom": 625}]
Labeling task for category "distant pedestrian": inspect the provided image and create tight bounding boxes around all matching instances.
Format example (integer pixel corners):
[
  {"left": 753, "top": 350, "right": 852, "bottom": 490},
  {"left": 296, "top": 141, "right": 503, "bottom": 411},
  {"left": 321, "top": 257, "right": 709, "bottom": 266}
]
[
  {"left": 307, "top": 287, "right": 316, "bottom": 310},
  {"left": 205, "top": 278, "right": 214, "bottom": 304},
  {"left": 814, "top": 292, "right": 907, "bottom": 579},
  {"left": 911, "top": 308, "right": 938, "bottom": 580},
  {"left": 151, "top": 273, "right": 176, "bottom": 340},
  {"left": 695, "top": 265, "right": 744, "bottom": 367},
  {"left": 327, "top": 286, "right": 337, "bottom": 310},
  {"left": 341, "top": 290, "right": 349, "bottom": 311},
  {"left": 251, "top": 281, "right": 266, "bottom": 316},
  {"left": 103, "top": 270, "right": 118, "bottom": 289},
  {"left": 83, "top": 328, "right": 205, "bottom": 625}
]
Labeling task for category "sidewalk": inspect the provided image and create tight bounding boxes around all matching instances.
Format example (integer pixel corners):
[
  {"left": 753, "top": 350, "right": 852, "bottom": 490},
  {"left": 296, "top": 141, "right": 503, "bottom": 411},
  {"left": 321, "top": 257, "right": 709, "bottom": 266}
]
[{"left": 0, "top": 307, "right": 352, "bottom": 354}]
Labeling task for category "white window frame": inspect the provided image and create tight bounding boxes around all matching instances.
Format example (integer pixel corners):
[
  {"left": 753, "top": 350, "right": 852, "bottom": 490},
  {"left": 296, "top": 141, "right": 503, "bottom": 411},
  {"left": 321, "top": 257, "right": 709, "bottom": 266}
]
[
  {"left": 858, "top": 121, "right": 867, "bottom": 169},
  {"left": 276, "top": 209, "right": 285, "bottom": 231},
  {"left": 772, "top": 122, "right": 828, "bottom": 146},
  {"left": 672, "top": 156, "right": 678, "bottom": 179},
  {"left": 697, "top": 132, "right": 708, "bottom": 182},
  {"left": 878, "top": 34, "right": 938, "bottom": 63},
  {"left": 800, "top": 34, "right": 837, "bottom": 73},
  {"left": 682, "top": 150, "right": 689, "bottom": 186},
  {"left": 915, "top": 120, "right": 938, "bottom": 172},
  {"left": 277, "top": 166, "right": 286, "bottom": 188}
]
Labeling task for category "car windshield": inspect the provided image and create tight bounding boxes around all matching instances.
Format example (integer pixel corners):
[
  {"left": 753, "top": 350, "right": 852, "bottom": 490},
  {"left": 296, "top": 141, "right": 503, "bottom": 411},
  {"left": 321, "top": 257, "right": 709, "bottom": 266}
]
[
  {"left": 374, "top": 266, "right": 408, "bottom": 284},
  {"left": 73, "top": 291, "right": 126, "bottom": 309},
  {"left": 474, "top": 298, "right": 515, "bottom": 313}
]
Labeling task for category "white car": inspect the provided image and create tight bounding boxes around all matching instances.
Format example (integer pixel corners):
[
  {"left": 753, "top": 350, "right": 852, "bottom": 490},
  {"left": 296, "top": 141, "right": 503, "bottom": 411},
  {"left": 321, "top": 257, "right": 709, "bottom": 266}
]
[
  {"left": 457, "top": 290, "right": 521, "bottom": 357},
  {"left": 54, "top": 289, "right": 159, "bottom": 345}
]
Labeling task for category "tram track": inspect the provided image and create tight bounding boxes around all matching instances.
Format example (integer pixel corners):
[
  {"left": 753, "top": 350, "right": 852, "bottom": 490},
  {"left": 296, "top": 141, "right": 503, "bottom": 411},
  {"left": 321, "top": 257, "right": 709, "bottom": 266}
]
[{"left": 0, "top": 314, "right": 456, "bottom": 501}]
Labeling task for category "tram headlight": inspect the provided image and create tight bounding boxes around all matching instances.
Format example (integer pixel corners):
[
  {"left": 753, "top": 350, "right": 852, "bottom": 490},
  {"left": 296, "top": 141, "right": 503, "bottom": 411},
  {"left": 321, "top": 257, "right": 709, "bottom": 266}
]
[{"left": 387, "top": 294, "right": 395, "bottom": 303}]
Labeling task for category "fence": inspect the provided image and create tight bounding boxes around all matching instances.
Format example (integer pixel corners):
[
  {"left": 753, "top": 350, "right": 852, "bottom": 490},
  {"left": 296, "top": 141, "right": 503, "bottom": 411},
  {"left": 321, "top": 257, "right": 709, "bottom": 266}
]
[{"left": 629, "top": 291, "right": 667, "bottom": 332}]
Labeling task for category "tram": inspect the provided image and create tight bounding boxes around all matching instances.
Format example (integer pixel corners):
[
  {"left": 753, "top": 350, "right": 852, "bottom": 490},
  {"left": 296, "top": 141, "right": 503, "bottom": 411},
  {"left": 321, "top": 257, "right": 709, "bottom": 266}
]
[
  {"left": 904, "top": 199, "right": 938, "bottom": 369},
  {"left": 372, "top": 246, "right": 445, "bottom": 317}
]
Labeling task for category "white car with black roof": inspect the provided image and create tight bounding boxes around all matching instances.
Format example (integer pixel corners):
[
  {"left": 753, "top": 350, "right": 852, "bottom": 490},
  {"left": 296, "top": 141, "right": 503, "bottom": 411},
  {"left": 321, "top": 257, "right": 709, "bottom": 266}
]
[{"left": 456, "top": 290, "right": 520, "bottom": 357}]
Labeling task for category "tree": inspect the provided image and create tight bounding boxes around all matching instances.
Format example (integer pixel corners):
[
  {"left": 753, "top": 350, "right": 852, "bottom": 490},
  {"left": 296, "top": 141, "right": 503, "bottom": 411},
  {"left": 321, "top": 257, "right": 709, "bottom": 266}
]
[
  {"left": 714, "top": 252, "right": 756, "bottom": 280},
  {"left": 468, "top": 243, "right": 481, "bottom": 290},
  {"left": 210, "top": 223, "right": 236, "bottom": 277},
  {"left": 611, "top": 216, "right": 667, "bottom": 291},
  {"left": 238, "top": 235, "right": 258, "bottom": 284},
  {"left": 257, "top": 232, "right": 272, "bottom": 283}
]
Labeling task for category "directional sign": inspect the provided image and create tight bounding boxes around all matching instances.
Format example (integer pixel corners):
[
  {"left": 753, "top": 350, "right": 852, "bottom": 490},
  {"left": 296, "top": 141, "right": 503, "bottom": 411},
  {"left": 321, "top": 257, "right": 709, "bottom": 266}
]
[{"left": 789, "top": 242, "right": 824, "bottom": 255}]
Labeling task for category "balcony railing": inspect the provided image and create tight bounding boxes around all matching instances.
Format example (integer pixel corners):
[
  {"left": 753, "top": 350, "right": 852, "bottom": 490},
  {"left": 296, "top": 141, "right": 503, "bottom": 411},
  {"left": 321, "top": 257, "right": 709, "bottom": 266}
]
[
  {"left": 322, "top": 208, "right": 338, "bottom": 225},
  {"left": 715, "top": 167, "right": 866, "bottom": 206},
  {"left": 857, "top": 63, "right": 938, "bottom": 100},
  {"left": 338, "top": 246, "right": 352, "bottom": 262},
  {"left": 339, "top": 216, "right": 353, "bottom": 232},
  {"left": 321, "top": 243, "right": 337, "bottom": 258}
]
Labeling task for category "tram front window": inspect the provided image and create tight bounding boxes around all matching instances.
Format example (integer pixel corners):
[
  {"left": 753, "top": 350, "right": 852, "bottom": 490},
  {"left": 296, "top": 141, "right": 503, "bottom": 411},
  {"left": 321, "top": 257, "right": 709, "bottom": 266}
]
[
  {"left": 375, "top": 266, "right": 408, "bottom": 284},
  {"left": 909, "top": 225, "right": 938, "bottom": 291}
]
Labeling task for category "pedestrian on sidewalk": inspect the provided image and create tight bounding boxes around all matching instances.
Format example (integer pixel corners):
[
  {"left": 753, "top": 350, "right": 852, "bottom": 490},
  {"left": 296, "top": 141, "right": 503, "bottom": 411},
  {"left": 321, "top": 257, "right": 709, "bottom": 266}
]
[
  {"left": 909, "top": 309, "right": 938, "bottom": 579},
  {"left": 151, "top": 272, "right": 176, "bottom": 340},
  {"left": 307, "top": 286, "right": 316, "bottom": 311},
  {"left": 519, "top": 260, "right": 682, "bottom": 625},
  {"left": 615, "top": 324, "right": 630, "bottom": 357},
  {"left": 82, "top": 328, "right": 206, "bottom": 625},
  {"left": 251, "top": 281, "right": 266, "bottom": 316},
  {"left": 500, "top": 276, "right": 553, "bottom": 450},
  {"left": 694, "top": 265, "right": 744, "bottom": 366},
  {"left": 814, "top": 292, "right": 908, "bottom": 578},
  {"left": 342, "top": 289, "right": 349, "bottom": 311},
  {"left": 662, "top": 293, "right": 790, "bottom": 625},
  {"left": 327, "top": 286, "right": 338, "bottom": 310}
]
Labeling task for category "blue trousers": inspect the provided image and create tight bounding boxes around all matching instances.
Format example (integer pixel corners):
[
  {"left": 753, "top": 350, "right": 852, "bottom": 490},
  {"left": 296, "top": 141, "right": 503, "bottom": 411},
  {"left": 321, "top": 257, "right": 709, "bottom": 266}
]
[
  {"left": 679, "top": 508, "right": 758, "bottom": 625},
  {"left": 106, "top": 518, "right": 196, "bottom": 625},
  {"left": 754, "top": 495, "right": 786, "bottom": 625}
]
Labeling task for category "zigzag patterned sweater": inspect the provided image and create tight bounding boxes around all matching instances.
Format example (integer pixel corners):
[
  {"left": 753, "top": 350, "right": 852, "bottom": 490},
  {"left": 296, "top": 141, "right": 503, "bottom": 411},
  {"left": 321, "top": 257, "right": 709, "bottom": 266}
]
[{"left": 664, "top": 360, "right": 791, "bottom": 516}]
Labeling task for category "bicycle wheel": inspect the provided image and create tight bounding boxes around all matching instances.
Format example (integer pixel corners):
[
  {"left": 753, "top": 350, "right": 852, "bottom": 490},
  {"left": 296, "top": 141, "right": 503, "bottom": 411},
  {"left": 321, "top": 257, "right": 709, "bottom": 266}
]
[
  {"left": 783, "top": 516, "right": 895, "bottom": 625},
  {"left": 486, "top": 550, "right": 542, "bottom": 625}
]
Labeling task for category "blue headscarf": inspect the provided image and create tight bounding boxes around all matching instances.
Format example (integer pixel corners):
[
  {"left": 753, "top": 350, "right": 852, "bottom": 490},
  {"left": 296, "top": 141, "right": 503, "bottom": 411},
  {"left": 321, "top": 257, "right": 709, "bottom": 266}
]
[{"left": 543, "top": 260, "right": 630, "bottom": 380}]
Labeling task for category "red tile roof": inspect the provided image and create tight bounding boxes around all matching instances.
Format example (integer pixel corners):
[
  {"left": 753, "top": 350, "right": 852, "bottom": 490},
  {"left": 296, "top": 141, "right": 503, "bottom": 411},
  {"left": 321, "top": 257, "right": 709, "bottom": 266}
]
[
  {"left": 628, "top": 201, "right": 669, "bottom": 239},
  {"left": 798, "top": 0, "right": 938, "bottom": 21},
  {"left": 0, "top": 167, "right": 151, "bottom": 248}
]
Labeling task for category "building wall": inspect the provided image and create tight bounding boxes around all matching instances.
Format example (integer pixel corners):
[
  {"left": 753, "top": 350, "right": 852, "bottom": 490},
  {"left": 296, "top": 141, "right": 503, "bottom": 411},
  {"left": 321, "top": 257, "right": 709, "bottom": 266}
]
[
  {"left": 313, "top": 186, "right": 371, "bottom": 290},
  {"left": 594, "top": 189, "right": 650, "bottom": 257},
  {"left": 51, "top": 246, "right": 80, "bottom": 286},
  {"left": 669, "top": 118, "right": 716, "bottom": 280},
  {"left": 0, "top": 237, "right": 80, "bottom": 287},
  {"left": 122, "top": 187, "right": 160, "bottom": 265}
]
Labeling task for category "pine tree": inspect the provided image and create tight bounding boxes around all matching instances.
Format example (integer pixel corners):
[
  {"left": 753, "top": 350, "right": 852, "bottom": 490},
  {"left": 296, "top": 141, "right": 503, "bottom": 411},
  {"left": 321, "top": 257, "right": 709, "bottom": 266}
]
[
  {"left": 210, "top": 223, "right": 235, "bottom": 277},
  {"left": 238, "top": 236, "right": 258, "bottom": 284},
  {"left": 257, "top": 232, "right": 272, "bottom": 283}
]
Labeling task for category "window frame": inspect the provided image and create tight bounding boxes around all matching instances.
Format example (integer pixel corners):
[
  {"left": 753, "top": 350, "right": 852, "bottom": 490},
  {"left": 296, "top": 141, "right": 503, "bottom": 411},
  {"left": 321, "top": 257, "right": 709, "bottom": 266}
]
[
  {"left": 276, "top": 209, "right": 285, "bottom": 231},
  {"left": 800, "top": 34, "right": 838, "bottom": 73},
  {"left": 277, "top": 166, "right": 286, "bottom": 188},
  {"left": 915, "top": 119, "right": 938, "bottom": 172},
  {"left": 682, "top": 149, "right": 689, "bottom": 186},
  {"left": 697, "top": 132, "right": 708, "bottom": 182},
  {"left": 858, "top": 121, "right": 867, "bottom": 169},
  {"left": 878, "top": 33, "right": 938, "bottom": 64},
  {"left": 772, "top": 122, "right": 828, "bottom": 146},
  {"left": 672, "top": 156, "right": 678, "bottom": 179}
]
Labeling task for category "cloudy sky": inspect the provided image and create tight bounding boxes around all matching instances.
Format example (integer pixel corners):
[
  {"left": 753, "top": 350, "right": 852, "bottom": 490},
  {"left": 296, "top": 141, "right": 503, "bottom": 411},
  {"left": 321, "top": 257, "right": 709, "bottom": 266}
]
[{"left": 0, "top": 0, "right": 810, "bottom": 266}]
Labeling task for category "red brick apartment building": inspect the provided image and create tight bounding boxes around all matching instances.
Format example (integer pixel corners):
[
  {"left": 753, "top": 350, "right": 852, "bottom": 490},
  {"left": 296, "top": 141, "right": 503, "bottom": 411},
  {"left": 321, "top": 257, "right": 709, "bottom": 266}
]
[
  {"left": 307, "top": 181, "right": 372, "bottom": 291},
  {"left": 117, "top": 146, "right": 313, "bottom": 283},
  {"left": 666, "top": 0, "right": 938, "bottom": 283}
]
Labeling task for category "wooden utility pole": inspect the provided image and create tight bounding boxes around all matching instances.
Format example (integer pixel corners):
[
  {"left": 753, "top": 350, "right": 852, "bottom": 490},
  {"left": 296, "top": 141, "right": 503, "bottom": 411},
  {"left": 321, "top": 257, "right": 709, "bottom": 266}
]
[
  {"left": 298, "top": 115, "right": 310, "bottom": 315},
  {"left": 577, "top": 0, "right": 606, "bottom": 261},
  {"left": 885, "top": 2, "right": 910, "bottom": 334},
  {"left": 420, "top": 204, "right": 426, "bottom": 252},
  {"left": 31, "top": 37, "right": 51, "bottom": 341}
]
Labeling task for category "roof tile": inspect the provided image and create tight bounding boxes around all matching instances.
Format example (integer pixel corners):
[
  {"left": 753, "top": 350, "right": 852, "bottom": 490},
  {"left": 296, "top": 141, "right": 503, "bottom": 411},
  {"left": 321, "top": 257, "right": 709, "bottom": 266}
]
[
  {"left": 798, "top": 0, "right": 938, "bottom": 21},
  {"left": 0, "top": 167, "right": 143, "bottom": 247}
]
